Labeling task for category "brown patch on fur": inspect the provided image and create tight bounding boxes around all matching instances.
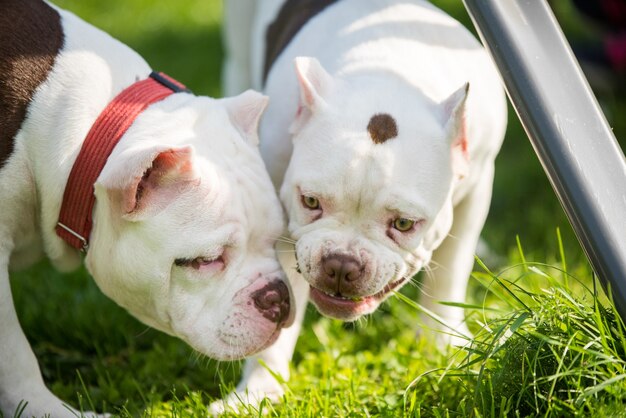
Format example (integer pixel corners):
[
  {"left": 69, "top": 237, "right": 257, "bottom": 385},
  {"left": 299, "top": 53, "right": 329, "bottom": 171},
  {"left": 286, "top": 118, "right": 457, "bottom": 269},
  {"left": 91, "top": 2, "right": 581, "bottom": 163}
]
[
  {"left": 0, "top": 0, "right": 64, "bottom": 169},
  {"left": 263, "top": 0, "right": 338, "bottom": 84},
  {"left": 367, "top": 113, "right": 398, "bottom": 144}
]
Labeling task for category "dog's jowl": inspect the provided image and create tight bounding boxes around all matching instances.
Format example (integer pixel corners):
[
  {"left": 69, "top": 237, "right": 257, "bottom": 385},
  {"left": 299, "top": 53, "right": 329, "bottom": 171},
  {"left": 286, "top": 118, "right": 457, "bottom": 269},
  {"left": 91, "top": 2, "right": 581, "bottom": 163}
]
[
  {"left": 0, "top": 0, "right": 293, "bottom": 416},
  {"left": 219, "top": 0, "right": 508, "bottom": 409}
]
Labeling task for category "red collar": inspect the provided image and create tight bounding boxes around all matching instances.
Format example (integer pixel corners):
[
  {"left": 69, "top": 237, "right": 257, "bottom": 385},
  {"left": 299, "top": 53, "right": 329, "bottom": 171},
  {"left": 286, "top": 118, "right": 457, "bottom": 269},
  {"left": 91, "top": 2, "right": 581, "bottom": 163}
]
[{"left": 56, "top": 72, "right": 190, "bottom": 251}]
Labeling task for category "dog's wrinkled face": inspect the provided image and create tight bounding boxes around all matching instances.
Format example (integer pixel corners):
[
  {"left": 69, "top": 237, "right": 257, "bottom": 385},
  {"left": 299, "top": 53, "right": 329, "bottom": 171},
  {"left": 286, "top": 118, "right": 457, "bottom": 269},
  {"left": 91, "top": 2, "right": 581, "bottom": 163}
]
[
  {"left": 85, "top": 91, "right": 294, "bottom": 360},
  {"left": 281, "top": 57, "right": 469, "bottom": 321}
]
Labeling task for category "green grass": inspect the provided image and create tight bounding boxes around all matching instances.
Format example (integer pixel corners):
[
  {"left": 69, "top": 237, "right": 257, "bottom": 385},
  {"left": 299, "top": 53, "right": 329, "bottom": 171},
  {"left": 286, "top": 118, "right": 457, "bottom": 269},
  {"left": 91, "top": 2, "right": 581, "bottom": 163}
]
[{"left": 8, "top": 1, "right": 626, "bottom": 417}]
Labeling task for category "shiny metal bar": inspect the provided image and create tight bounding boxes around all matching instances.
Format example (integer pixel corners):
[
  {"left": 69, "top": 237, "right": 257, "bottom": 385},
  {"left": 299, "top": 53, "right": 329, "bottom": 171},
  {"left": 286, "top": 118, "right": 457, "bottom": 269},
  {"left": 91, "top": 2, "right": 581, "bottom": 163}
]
[{"left": 463, "top": 0, "right": 626, "bottom": 319}]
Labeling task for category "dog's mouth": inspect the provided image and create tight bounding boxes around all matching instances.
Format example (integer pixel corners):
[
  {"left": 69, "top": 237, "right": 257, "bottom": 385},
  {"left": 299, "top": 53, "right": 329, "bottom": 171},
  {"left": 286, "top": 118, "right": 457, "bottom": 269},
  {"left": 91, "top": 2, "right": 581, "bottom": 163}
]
[{"left": 309, "top": 277, "right": 407, "bottom": 321}]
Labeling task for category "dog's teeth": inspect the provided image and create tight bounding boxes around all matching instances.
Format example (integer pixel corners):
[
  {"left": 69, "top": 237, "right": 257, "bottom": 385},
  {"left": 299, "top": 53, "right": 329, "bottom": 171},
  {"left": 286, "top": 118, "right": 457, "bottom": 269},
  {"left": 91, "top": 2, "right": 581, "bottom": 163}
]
[{"left": 320, "top": 290, "right": 362, "bottom": 302}]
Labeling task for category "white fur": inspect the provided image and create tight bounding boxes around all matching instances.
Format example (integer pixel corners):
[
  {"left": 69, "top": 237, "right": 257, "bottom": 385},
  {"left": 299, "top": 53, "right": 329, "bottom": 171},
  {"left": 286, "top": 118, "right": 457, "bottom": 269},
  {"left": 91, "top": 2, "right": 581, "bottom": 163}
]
[
  {"left": 217, "top": 0, "right": 507, "bottom": 411},
  {"left": 0, "top": 4, "right": 291, "bottom": 417}
]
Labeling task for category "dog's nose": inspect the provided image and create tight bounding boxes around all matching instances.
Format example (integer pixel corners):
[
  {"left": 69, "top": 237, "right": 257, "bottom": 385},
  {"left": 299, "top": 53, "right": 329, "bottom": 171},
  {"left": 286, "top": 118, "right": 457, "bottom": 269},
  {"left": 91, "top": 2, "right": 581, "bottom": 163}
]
[
  {"left": 252, "top": 280, "right": 291, "bottom": 325},
  {"left": 321, "top": 254, "right": 363, "bottom": 292}
]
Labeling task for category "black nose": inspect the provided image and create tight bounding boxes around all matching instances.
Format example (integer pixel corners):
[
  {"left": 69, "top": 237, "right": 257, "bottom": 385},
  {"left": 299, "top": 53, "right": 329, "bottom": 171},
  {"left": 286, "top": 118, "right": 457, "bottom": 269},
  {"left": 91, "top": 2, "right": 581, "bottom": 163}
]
[
  {"left": 321, "top": 254, "right": 363, "bottom": 293},
  {"left": 252, "top": 280, "right": 291, "bottom": 324}
]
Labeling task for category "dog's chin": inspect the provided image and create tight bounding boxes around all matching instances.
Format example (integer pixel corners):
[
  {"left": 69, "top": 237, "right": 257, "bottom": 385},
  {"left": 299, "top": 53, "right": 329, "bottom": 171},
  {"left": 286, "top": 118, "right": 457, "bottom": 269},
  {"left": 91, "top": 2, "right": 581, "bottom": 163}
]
[
  {"left": 182, "top": 324, "right": 284, "bottom": 362},
  {"left": 234, "top": 330, "right": 285, "bottom": 361},
  {"left": 251, "top": 326, "right": 284, "bottom": 354},
  {"left": 308, "top": 277, "right": 407, "bottom": 321}
]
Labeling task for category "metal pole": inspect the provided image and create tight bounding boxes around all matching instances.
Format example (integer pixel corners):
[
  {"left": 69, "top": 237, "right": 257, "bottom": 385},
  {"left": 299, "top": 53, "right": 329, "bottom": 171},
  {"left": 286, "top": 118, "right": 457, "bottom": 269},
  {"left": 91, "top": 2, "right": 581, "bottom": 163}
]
[{"left": 462, "top": 0, "right": 626, "bottom": 320}]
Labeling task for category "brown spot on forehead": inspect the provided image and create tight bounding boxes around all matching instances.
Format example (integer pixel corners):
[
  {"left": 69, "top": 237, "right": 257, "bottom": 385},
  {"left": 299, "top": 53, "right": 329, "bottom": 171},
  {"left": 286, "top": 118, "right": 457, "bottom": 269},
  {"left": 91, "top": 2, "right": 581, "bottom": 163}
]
[
  {"left": 367, "top": 113, "right": 398, "bottom": 144},
  {"left": 0, "top": 0, "right": 64, "bottom": 169}
]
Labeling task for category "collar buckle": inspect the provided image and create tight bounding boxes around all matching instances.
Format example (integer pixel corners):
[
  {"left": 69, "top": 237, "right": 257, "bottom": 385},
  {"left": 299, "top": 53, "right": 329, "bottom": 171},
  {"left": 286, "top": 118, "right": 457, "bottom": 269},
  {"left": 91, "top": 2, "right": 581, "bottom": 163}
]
[{"left": 56, "top": 222, "right": 89, "bottom": 252}]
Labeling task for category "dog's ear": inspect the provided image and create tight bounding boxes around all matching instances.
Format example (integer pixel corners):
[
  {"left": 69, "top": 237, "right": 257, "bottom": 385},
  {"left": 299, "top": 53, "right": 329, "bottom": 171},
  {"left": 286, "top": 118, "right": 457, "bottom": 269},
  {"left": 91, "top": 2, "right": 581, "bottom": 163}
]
[
  {"left": 439, "top": 82, "right": 469, "bottom": 141},
  {"left": 97, "top": 145, "right": 199, "bottom": 220},
  {"left": 290, "top": 57, "right": 333, "bottom": 134},
  {"left": 439, "top": 82, "right": 470, "bottom": 177},
  {"left": 223, "top": 89, "right": 269, "bottom": 146},
  {"left": 294, "top": 56, "right": 332, "bottom": 109}
]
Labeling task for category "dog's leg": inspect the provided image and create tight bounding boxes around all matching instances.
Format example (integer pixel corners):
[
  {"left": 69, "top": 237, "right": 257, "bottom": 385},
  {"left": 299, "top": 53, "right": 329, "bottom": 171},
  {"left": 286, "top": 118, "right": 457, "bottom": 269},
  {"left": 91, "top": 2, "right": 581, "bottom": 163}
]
[
  {"left": 210, "top": 241, "right": 309, "bottom": 413},
  {"left": 0, "top": 250, "right": 105, "bottom": 417},
  {"left": 419, "top": 166, "right": 495, "bottom": 347},
  {"left": 222, "top": 0, "right": 256, "bottom": 95},
  {"left": 0, "top": 252, "right": 66, "bottom": 416}
]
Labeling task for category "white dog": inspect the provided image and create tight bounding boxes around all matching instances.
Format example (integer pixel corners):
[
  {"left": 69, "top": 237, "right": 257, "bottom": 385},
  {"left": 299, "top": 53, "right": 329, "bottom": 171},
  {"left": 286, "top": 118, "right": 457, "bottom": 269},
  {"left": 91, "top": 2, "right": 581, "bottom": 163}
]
[
  {"left": 0, "top": 1, "right": 294, "bottom": 416},
  {"left": 219, "top": 0, "right": 508, "bottom": 408}
]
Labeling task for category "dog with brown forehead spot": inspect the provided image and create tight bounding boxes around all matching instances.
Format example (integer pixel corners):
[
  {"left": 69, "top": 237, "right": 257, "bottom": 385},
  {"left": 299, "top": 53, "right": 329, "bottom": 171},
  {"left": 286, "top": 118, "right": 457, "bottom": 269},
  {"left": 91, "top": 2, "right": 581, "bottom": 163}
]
[{"left": 216, "top": 0, "right": 507, "bottom": 411}]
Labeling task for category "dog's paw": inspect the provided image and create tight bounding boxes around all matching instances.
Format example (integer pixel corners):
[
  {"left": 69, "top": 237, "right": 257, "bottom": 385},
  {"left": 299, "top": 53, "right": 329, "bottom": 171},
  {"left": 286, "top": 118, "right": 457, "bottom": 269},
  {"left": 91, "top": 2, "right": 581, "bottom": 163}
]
[
  {"left": 2, "top": 390, "right": 111, "bottom": 418},
  {"left": 208, "top": 386, "right": 284, "bottom": 416},
  {"left": 80, "top": 411, "right": 112, "bottom": 418},
  {"left": 74, "top": 412, "right": 111, "bottom": 418},
  {"left": 209, "top": 370, "right": 285, "bottom": 416}
]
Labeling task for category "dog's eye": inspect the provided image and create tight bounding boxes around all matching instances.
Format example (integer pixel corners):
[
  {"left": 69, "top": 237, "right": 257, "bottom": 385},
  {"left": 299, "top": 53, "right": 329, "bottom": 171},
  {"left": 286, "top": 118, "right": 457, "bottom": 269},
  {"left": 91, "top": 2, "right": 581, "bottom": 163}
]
[
  {"left": 175, "top": 255, "right": 224, "bottom": 270},
  {"left": 392, "top": 218, "right": 415, "bottom": 232},
  {"left": 301, "top": 195, "right": 320, "bottom": 210}
]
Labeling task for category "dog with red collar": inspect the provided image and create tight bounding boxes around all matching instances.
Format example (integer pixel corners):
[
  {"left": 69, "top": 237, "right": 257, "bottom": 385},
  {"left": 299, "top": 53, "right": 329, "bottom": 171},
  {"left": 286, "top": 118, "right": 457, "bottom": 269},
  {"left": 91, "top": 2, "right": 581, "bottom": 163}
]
[{"left": 0, "top": 1, "right": 294, "bottom": 416}]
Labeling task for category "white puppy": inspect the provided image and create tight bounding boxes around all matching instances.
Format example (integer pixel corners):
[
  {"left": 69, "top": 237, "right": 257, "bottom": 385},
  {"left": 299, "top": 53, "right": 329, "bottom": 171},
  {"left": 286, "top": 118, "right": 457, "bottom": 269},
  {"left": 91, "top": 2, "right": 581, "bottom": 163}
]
[
  {"left": 0, "top": 1, "right": 294, "bottom": 416},
  {"left": 219, "top": 0, "right": 508, "bottom": 408}
]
